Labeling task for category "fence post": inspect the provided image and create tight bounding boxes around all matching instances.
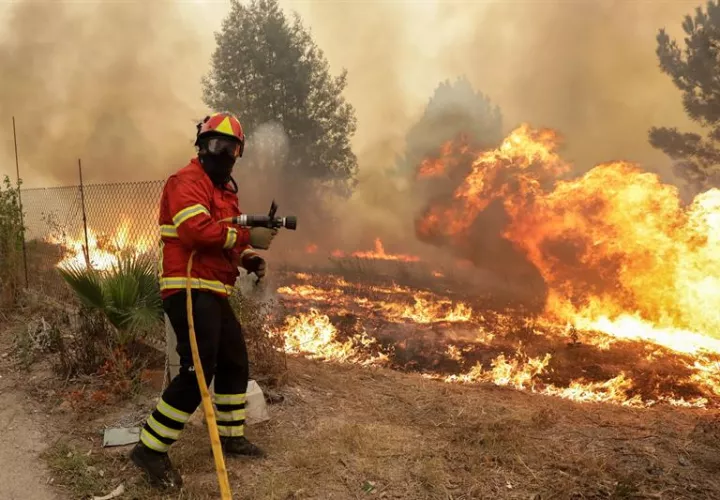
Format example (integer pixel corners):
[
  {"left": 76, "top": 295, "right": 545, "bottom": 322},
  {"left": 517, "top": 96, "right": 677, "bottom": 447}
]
[
  {"left": 12, "top": 117, "right": 29, "bottom": 288},
  {"left": 78, "top": 159, "right": 91, "bottom": 269}
]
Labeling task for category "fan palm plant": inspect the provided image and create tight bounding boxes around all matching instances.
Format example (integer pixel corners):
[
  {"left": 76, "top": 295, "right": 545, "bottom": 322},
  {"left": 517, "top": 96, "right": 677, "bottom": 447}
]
[{"left": 58, "top": 254, "right": 163, "bottom": 344}]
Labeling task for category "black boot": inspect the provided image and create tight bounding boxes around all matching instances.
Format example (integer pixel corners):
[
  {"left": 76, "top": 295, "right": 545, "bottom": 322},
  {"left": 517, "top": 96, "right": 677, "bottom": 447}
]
[
  {"left": 130, "top": 442, "right": 183, "bottom": 489},
  {"left": 220, "top": 436, "right": 265, "bottom": 458}
]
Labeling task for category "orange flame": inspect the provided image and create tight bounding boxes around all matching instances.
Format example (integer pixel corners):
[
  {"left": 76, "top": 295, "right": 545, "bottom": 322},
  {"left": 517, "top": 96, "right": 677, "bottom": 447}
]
[
  {"left": 416, "top": 124, "right": 720, "bottom": 356},
  {"left": 48, "top": 218, "right": 152, "bottom": 271},
  {"left": 332, "top": 238, "right": 421, "bottom": 262}
]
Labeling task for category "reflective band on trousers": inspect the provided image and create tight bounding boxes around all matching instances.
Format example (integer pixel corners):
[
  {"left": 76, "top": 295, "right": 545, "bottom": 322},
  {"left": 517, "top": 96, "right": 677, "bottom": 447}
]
[
  {"left": 216, "top": 409, "right": 246, "bottom": 422},
  {"left": 147, "top": 415, "right": 182, "bottom": 440},
  {"left": 160, "top": 277, "right": 234, "bottom": 295},
  {"left": 172, "top": 204, "right": 210, "bottom": 227},
  {"left": 217, "top": 425, "right": 244, "bottom": 437},
  {"left": 214, "top": 393, "right": 247, "bottom": 405},
  {"left": 140, "top": 428, "right": 170, "bottom": 452},
  {"left": 157, "top": 398, "right": 191, "bottom": 424}
]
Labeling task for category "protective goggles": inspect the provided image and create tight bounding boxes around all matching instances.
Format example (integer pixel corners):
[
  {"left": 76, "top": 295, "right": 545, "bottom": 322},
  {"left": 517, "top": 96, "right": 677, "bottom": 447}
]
[{"left": 206, "top": 137, "right": 244, "bottom": 158}]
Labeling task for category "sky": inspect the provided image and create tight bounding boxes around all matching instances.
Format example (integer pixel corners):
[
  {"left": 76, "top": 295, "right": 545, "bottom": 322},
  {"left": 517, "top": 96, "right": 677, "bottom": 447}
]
[{"left": 0, "top": 0, "right": 702, "bottom": 188}]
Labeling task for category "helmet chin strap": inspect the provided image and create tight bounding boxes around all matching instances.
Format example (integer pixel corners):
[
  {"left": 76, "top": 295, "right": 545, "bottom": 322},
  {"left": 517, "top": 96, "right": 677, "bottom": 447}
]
[{"left": 225, "top": 176, "right": 239, "bottom": 194}]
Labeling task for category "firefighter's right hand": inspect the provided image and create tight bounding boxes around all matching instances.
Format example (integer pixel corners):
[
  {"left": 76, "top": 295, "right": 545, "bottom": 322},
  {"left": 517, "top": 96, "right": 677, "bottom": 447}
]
[{"left": 249, "top": 227, "right": 278, "bottom": 250}]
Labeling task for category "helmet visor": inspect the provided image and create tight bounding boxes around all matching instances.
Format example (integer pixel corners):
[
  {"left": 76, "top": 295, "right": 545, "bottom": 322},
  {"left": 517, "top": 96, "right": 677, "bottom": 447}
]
[{"left": 206, "top": 137, "right": 243, "bottom": 158}]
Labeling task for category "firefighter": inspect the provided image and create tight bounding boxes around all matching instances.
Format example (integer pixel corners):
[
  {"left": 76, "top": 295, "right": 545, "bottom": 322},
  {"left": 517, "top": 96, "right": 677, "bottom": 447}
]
[{"left": 130, "top": 112, "right": 276, "bottom": 488}]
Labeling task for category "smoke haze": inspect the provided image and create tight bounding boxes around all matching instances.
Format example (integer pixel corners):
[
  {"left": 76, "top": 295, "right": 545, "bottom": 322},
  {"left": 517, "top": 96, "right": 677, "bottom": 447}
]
[
  {"left": 0, "top": 1, "right": 702, "bottom": 198},
  {"left": 0, "top": 1, "right": 208, "bottom": 187}
]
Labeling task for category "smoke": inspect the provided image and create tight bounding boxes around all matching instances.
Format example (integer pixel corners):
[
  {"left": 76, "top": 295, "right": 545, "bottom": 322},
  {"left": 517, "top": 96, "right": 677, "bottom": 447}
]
[
  {"left": 0, "top": 1, "right": 207, "bottom": 188},
  {"left": 0, "top": 0, "right": 708, "bottom": 261},
  {"left": 268, "top": 1, "right": 705, "bottom": 255},
  {"left": 294, "top": 2, "right": 700, "bottom": 182}
]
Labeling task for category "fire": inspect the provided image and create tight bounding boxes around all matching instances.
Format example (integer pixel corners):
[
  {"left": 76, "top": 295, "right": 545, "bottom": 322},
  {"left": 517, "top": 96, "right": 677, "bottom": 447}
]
[
  {"left": 40, "top": 121, "right": 720, "bottom": 411},
  {"left": 444, "top": 352, "right": 552, "bottom": 390},
  {"left": 379, "top": 295, "right": 472, "bottom": 323},
  {"left": 277, "top": 282, "right": 473, "bottom": 324},
  {"left": 415, "top": 123, "right": 720, "bottom": 357},
  {"left": 332, "top": 238, "right": 420, "bottom": 262},
  {"left": 270, "top": 123, "right": 720, "bottom": 410},
  {"left": 280, "top": 309, "right": 387, "bottom": 366},
  {"left": 48, "top": 218, "right": 152, "bottom": 271}
]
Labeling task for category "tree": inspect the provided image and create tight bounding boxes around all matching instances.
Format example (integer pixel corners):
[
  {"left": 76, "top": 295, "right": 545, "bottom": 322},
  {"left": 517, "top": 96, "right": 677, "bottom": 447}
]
[
  {"left": 397, "top": 76, "right": 503, "bottom": 178},
  {"left": 649, "top": 1, "right": 720, "bottom": 191},
  {"left": 202, "top": 0, "right": 358, "bottom": 195}
]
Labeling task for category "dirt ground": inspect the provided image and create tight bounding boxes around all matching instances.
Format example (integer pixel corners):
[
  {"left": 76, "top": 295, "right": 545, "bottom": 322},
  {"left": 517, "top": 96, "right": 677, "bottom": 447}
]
[
  {"left": 5, "top": 352, "right": 720, "bottom": 500},
  {"left": 0, "top": 366, "right": 61, "bottom": 499}
]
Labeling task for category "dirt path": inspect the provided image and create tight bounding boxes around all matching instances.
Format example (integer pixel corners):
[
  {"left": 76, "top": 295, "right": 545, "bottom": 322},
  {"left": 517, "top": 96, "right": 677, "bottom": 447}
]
[{"left": 0, "top": 376, "right": 60, "bottom": 500}]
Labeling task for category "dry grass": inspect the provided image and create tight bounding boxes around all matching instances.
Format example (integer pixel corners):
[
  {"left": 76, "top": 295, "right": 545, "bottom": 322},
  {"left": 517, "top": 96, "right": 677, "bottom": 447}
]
[{"left": 31, "top": 356, "right": 720, "bottom": 500}]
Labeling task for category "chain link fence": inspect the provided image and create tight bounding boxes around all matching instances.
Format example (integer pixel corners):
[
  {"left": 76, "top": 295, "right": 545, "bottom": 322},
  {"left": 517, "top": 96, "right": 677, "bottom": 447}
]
[{"left": 21, "top": 180, "right": 165, "bottom": 297}]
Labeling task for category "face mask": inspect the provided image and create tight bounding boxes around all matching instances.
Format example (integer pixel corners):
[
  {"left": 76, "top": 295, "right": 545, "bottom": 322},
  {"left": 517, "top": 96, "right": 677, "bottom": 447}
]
[{"left": 200, "top": 153, "right": 236, "bottom": 186}]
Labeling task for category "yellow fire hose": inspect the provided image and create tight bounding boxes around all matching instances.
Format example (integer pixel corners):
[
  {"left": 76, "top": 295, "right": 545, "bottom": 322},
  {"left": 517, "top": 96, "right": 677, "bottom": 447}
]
[{"left": 186, "top": 250, "right": 233, "bottom": 499}]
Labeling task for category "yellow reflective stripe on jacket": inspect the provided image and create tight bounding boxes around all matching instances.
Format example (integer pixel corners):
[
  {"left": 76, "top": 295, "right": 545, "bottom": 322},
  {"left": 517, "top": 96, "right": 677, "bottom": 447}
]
[
  {"left": 160, "top": 224, "right": 178, "bottom": 238},
  {"left": 172, "top": 204, "right": 210, "bottom": 227},
  {"left": 214, "top": 393, "right": 247, "bottom": 405},
  {"left": 158, "top": 240, "right": 164, "bottom": 276},
  {"left": 223, "top": 227, "right": 237, "bottom": 249},
  {"left": 160, "top": 277, "right": 234, "bottom": 296}
]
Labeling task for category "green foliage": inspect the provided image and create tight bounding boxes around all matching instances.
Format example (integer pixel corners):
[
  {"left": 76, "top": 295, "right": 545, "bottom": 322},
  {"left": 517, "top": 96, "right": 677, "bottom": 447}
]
[
  {"left": 58, "top": 255, "right": 162, "bottom": 343},
  {"left": 397, "top": 76, "right": 503, "bottom": 177},
  {"left": 649, "top": 1, "right": 720, "bottom": 191},
  {"left": 0, "top": 175, "right": 24, "bottom": 307},
  {"left": 202, "top": 0, "right": 358, "bottom": 194}
]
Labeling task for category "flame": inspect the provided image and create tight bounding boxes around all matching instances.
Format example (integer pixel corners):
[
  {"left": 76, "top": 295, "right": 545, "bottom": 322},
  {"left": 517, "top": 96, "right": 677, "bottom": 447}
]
[
  {"left": 305, "top": 243, "right": 318, "bottom": 254},
  {"left": 417, "top": 137, "right": 471, "bottom": 179},
  {"left": 48, "top": 218, "right": 152, "bottom": 271},
  {"left": 277, "top": 283, "right": 472, "bottom": 324},
  {"left": 444, "top": 352, "right": 552, "bottom": 390},
  {"left": 279, "top": 309, "right": 387, "bottom": 366},
  {"left": 379, "top": 295, "right": 472, "bottom": 323},
  {"left": 332, "top": 238, "right": 421, "bottom": 262},
  {"left": 415, "top": 123, "right": 720, "bottom": 357}
]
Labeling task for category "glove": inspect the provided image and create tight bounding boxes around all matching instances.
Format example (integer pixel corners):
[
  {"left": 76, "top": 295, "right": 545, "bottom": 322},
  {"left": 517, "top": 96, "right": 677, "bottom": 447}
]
[
  {"left": 242, "top": 250, "right": 267, "bottom": 280},
  {"left": 248, "top": 227, "right": 278, "bottom": 250}
]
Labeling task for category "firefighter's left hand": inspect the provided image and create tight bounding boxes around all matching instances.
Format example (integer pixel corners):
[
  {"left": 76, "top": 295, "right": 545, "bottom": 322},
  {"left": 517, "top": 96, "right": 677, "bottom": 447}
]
[
  {"left": 243, "top": 252, "right": 267, "bottom": 280},
  {"left": 249, "top": 227, "right": 278, "bottom": 250}
]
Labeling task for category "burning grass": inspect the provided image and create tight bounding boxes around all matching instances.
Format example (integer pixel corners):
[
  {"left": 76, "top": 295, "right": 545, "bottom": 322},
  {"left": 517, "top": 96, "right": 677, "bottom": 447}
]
[{"left": 270, "top": 267, "right": 720, "bottom": 410}]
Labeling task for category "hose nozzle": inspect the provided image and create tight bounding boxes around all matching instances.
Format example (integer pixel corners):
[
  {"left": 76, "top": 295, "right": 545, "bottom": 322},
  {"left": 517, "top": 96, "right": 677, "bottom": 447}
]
[{"left": 230, "top": 200, "right": 297, "bottom": 230}]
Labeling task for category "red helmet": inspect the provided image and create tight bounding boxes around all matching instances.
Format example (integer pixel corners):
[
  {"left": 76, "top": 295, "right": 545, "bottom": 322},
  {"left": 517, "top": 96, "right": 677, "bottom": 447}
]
[{"left": 195, "top": 112, "right": 245, "bottom": 156}]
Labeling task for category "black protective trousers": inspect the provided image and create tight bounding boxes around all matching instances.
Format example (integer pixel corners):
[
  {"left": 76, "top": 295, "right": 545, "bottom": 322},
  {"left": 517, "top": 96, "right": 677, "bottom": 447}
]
[{"left": 139, "top": 290, "right": 249, "bottom": 453}]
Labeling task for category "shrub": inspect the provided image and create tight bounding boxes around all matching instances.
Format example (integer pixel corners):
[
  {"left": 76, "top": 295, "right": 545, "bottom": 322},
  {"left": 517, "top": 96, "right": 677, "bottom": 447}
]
[
  {"left": 0, "top": 175, "right": 24, "bottom": 307},
  {"left": 55, "top": 255, "right": 164, "bottom": 392},
  {"left": 57, "top": 254, "right": 163, "bottom": 344}
]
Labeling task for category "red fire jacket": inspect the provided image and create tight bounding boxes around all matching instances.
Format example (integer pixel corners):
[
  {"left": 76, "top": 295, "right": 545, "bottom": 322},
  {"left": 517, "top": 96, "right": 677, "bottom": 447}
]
[{"left": 158, "top": 158, "right": 255, "bottom": 299}]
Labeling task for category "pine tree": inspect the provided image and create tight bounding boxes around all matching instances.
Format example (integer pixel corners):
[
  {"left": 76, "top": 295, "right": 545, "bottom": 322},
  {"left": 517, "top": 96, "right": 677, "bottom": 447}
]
[
  {"left": 202, "top": 0, "right": 358, "bottom": 194},
  {"left": 649, "top": 1, "right": 720, "bottom": 191},
  {"left": 397, "top": 76, "right": 503, "bottom": 177}
]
